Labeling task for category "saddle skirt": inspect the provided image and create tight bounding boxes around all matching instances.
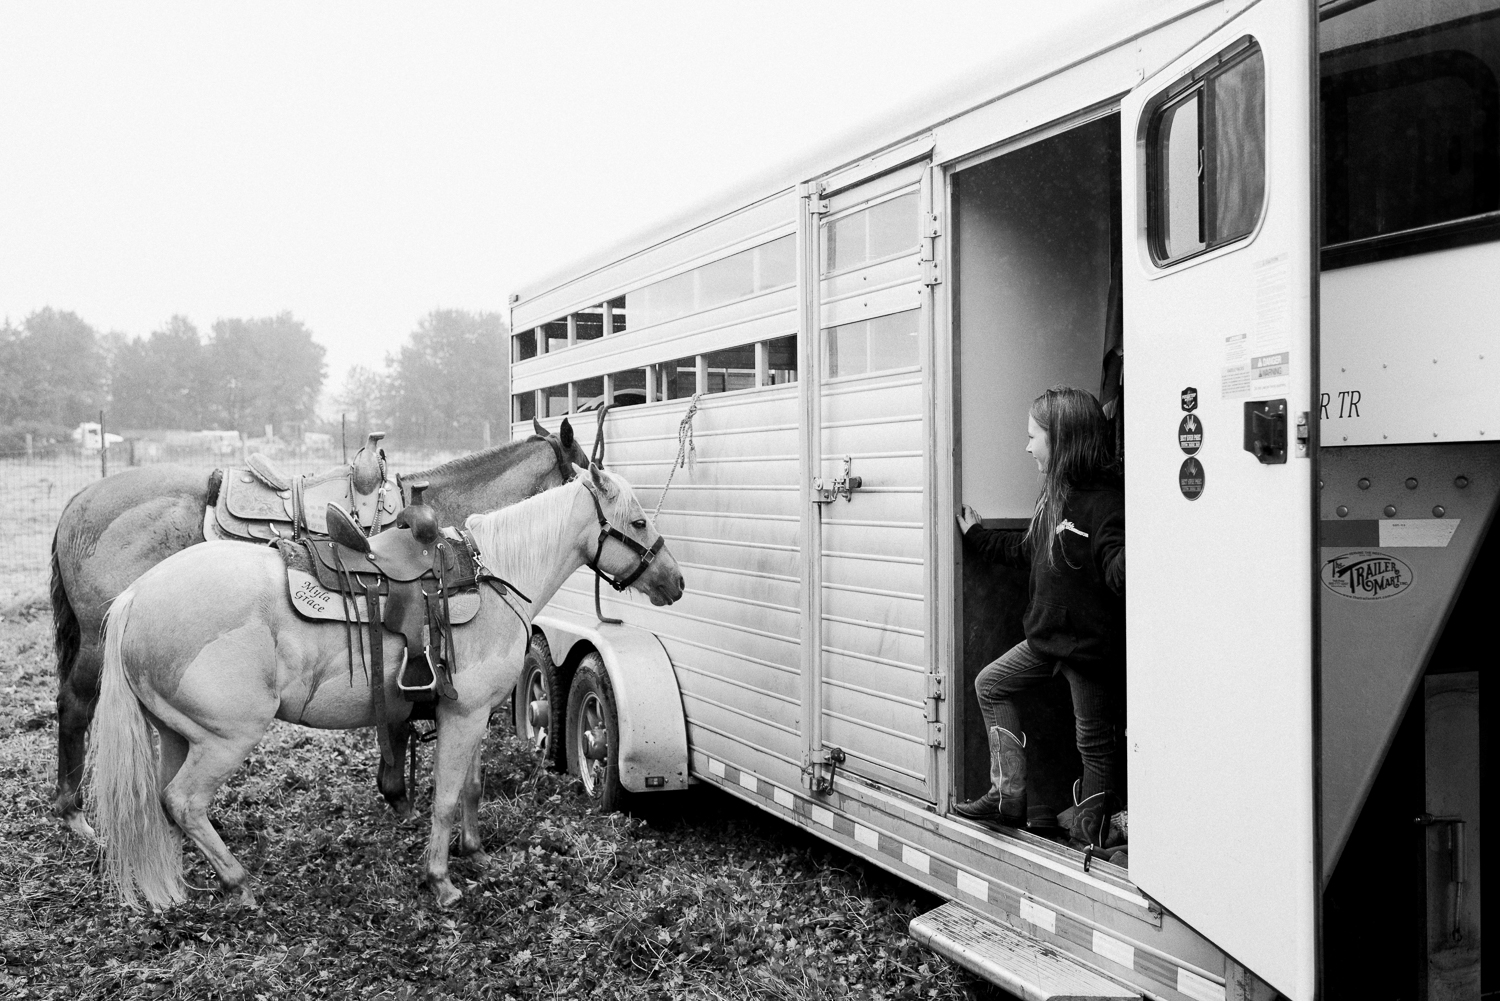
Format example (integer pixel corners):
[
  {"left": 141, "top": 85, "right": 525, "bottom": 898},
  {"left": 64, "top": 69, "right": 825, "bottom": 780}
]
[
  {"left": 207, "top": 434, "right": 401, "bottom": 543},
  {"left": 276, "top": 523, "right": 518, "bottom": 706}
]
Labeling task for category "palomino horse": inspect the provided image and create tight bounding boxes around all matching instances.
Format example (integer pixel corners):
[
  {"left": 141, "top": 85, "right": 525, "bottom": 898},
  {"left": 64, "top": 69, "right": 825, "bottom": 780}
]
[
  {"left": 88, "top": 464, "right": 683, "bottom": 909},
  {"left": 52, "top": 420, "right": 589, "bottom": 836}
]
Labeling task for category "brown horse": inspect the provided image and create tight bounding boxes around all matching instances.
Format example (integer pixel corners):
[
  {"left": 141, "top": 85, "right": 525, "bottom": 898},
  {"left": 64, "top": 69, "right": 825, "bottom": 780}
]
[
  {"left": 51, "top": 420, "right": 588, "bottom": 837},
  {"left": 88, "top": 466, "right": 683, "bottom": 909}
]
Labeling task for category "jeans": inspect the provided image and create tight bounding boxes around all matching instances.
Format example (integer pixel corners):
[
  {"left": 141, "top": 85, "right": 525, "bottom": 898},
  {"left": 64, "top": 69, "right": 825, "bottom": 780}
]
[{"left": 974, "top": 640, "right": 1120, "bottom": 800}]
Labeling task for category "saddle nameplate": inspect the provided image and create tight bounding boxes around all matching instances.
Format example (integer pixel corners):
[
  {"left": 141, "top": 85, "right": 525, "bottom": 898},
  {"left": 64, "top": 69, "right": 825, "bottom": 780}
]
[
  {"left": 287, "top": 570, "right": 371, "bottom": 622},
  {"left": 285, "top": 570, "right": 481, "bottom": 626}
]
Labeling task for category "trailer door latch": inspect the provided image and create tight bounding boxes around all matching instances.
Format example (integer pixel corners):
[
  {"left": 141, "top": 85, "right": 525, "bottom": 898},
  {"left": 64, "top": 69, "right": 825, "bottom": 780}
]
[
  {"left": 805, "top": 746, "right": 846, "bottom": 795},
  {"left": 1243, "top": 399, "right": 1288, "bottom": 464},
  {"left": 813, "top": 455, "right": 862, "bottom": 503}
]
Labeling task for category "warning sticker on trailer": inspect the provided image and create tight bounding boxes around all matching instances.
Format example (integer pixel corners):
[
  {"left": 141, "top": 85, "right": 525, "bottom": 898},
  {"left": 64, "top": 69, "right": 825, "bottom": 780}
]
[{"left": 1320, "top": 551, "right": 1413, "bottom": 600}]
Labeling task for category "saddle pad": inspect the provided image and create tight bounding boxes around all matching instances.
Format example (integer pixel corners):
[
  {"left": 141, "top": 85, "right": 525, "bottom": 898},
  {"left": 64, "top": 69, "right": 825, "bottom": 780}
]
[
  {"left": 213, "top": 485, "right": 291, "bottom": 542},
  {"left": 224, "top": 470, "right": 293, "bottom": 522},
  {"left": 286, "top": 570, "right": 481, "bottom": 625}
]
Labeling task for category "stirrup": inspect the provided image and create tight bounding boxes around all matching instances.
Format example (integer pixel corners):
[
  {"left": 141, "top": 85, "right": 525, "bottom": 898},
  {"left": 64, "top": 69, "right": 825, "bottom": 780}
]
[{"left": 397, "top": 650, "right": 439, "bottom": 702}]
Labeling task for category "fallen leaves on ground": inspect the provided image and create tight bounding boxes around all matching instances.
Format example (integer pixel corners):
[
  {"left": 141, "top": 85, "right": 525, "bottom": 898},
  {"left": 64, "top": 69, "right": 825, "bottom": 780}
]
[{"left": 0, "top": 604, "right": 1009, "bottom": 1000}]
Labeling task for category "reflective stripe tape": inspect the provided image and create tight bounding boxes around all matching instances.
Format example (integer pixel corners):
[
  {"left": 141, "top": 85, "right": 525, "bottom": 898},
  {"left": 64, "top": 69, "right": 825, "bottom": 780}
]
[
  {"left": 1092, "top": 930, "right": 1135, "bottom": 970},
  {"left": 1019, "top": 897, "right": 1056, "bottom": 933}
]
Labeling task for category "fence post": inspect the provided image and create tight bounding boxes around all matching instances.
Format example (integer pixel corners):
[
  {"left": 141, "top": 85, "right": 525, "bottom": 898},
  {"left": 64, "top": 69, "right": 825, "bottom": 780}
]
[{"left": 99, "top": 410, "right": 108, "bottom": 478}]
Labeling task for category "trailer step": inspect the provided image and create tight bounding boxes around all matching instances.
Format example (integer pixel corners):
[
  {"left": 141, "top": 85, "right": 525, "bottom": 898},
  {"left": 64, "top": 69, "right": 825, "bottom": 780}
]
[{"left": 910, "top": 902, "right": 1138, "bottom": 1001}]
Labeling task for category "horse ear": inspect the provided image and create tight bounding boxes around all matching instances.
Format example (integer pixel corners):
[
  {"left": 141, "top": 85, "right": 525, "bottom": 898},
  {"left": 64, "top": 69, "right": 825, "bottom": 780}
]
[
  {"left": 559, "top": 418, "right": 575, "bottom": 448},
  {"left": 532, "top": 417, "right": 547, "bottom": 438},
  {"left": 588, "top": 461, "right": 616, "bottom": 498}
]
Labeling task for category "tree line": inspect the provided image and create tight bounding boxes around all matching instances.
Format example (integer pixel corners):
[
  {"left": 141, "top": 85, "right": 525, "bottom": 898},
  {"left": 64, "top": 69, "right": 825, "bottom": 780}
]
[{"left": 0, "top": 307, "right": 508, "bottom": 453}]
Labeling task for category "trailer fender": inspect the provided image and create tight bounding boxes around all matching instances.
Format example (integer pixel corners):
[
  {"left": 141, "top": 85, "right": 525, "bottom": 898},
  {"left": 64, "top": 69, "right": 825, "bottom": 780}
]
[{"left": 533, "top": 614, "right": 689, "bottom": 793}]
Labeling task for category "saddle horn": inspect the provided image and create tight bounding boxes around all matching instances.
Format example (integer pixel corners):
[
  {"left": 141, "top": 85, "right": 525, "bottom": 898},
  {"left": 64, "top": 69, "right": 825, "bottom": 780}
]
[
  {"left": 396, "top": 480, "right": 440, "bottom": 545},
  {"left": 351, "top": 431, "right": 386, "bottom": 495}
]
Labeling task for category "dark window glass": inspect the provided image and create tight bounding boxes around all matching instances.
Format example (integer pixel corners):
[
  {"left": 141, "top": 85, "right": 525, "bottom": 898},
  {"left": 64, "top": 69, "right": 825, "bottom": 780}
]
[
  {"left": 542, "top": 383, "right": 570, "bottom": 417},
  {"left": 514, "top": 329, "right": 537, "bottom": 362},
  {"left": 1148, "top": 41, "right": 1266, "bottom": 265},
  {"left": 573, "top": 376, "right": 605, "bottom": 411},
  {"left": 609, "top": 367, "right": 647, "bottom": 408},
  {"left": 574, "top": 308, "right": 604, "bottom": 343},
  {"left": 542, "top": 321, "right": 569, "bottom": 353},
  {"left": 1322, "top": 5, "right": 1500, "bottom": 249},
  {"left": 513, "top": 392, "right": 536, "bottom": 423},
  {"left": 765, "top": 334, "right": 798, "bottom": 385},
  {"left": 608, "top": 296, "right": 627, "bottom": 334},
  {"left": 703, "top": 344, "right": 756, "bottom": 394},
  {"left": 658, "top": 357, "right": 697, "bottom": 400}
]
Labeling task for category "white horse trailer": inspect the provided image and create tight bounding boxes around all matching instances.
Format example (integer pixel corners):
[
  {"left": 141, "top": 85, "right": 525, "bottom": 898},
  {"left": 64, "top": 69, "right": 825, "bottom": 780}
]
[{"left": 507, "top": 1, "right": 1497, "bottom": 997}]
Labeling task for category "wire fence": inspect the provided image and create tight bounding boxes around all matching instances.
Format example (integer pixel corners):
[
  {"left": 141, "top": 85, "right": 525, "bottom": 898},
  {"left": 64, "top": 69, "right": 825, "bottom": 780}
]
[{"left": 0, "top": 444, "right": 464, "bottom": 606}]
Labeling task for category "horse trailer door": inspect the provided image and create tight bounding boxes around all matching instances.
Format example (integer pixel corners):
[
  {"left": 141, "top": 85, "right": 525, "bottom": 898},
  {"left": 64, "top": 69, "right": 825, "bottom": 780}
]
[
  {"left": 1120, "top": 3, "right": 1318, "bottom": 999},
  {"left": 802, "top": 161, "right": 936, "bottom": 802}
]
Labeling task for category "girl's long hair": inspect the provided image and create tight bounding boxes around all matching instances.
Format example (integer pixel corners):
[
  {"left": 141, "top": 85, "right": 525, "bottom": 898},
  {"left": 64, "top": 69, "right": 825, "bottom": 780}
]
[{"left": 1025, "top": 385, "right": 1119, "bottom": 567}]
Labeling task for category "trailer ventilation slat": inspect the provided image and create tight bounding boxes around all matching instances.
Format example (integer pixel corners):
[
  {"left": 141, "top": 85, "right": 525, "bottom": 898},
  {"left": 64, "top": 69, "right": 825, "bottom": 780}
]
[{"left": 909, "top": 902, "right": 1138, "bottom": 1001}]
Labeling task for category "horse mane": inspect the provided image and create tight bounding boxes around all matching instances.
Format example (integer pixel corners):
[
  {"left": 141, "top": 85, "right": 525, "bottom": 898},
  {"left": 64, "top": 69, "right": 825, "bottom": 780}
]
[
  {"left": 463, "top": 473, "right": 639, "bottom": 596},
  {"left": 410, "top": 437, "right": 535, "bottom": 481}
]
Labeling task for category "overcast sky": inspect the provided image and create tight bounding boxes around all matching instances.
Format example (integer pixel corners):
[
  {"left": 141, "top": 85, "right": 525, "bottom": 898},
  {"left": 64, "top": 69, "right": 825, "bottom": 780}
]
[{"left": 0, "top": 1, "right": 1115, "bottom": 395}]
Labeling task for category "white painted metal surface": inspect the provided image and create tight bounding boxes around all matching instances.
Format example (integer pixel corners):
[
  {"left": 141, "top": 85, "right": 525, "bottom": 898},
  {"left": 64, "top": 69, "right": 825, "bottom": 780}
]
[
  {"left": 910, "top": 902, "right": 1139, "bottom": 1001},
  {"left": 1320, "top": 241, "right": 1500, "bottom": 447},
  {"left": 1120, "top": 2, "right": 1318, "bottom": 998},
  {"left": 811, "top": 163, "right": 935, "bottom": 801},
  {"left": 531, "top": 615, "right": 690, "bottom": 792}
]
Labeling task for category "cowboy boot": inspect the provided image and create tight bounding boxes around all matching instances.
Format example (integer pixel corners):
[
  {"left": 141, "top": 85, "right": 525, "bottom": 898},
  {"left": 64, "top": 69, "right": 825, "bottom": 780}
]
[
  {"left": 1067, "top": 784, "right": 1125, "bottom": 850},
  {"left": 955, "top": 727, "right": 1027, "bottom": 824}
]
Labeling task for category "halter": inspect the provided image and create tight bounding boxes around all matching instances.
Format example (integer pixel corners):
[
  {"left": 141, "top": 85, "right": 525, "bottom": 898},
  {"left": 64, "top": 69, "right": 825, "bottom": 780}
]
[
  {"left": 583, "top": 483, "right": 664, "bottom": 592},
  {"left": 528, "top": 420, "right": 579, "bottom": 485}
]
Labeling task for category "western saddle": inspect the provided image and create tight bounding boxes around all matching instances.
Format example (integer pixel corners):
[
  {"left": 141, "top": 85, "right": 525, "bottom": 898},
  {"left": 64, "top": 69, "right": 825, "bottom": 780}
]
[
  {"left": 209, "top": 432, "right": 402, "bottom": 542},
  {"left": 278, "top": 481, "right": 523, "bottom": 767}
]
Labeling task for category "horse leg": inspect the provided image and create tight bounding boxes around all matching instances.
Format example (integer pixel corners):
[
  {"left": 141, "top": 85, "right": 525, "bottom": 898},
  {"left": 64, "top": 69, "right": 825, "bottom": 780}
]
[
  {"left": 423, "top": 709, "right": 488, "bottom": 907},
  {"left": 378, "top": 717, "right": 413, "bottom": 817},
  {"left": 54, "top": 638, "right": 101, "bottom": 838},
  {"left": 457, "top": 742, "right": 490, "bottom": 867},
  {"left": 161, "top": 727, "right": 266, "bottom": 908}
]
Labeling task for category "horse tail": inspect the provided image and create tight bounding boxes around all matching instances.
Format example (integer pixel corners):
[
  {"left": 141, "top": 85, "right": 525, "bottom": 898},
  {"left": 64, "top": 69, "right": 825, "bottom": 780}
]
[
  {"left": 49, "top": 529, "right": 80, "bottom": 683},
  {"left": 87, "top": 589, "right": 186, "bottom": 909}
]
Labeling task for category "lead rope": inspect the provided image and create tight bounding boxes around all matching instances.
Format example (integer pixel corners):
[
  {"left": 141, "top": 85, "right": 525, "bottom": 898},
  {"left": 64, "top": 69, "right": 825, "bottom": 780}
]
[{"left": 652, "top": 394, "right": 700, "bottom": 523}]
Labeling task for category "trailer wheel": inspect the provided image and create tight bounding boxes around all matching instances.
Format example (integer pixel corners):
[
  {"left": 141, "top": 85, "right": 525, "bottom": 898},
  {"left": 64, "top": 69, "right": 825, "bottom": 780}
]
[
  {"left": 565, "top": 653, "right": 632, "bottom": 813},
  {"left": 514, "top": 631, "right": 565, "bottom": 771}
]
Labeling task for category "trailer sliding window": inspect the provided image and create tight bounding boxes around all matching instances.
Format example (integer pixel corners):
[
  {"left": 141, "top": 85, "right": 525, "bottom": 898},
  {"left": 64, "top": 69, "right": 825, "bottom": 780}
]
[
  {"left": 1320, "top": 4, "right": 1500, "bottom": 266},
  {"left": 1145, "top": 37, "right": 1266, "bottom": 266},
  {"left": 514, "top": 333, "right": 798, "bottom": 421}
]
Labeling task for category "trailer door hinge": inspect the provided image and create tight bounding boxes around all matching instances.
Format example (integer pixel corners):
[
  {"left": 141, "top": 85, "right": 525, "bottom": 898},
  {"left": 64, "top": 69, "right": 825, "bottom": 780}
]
[
  {"left": 927, "top": 721, "right": 946, "bottom": 748},
  {"left": 921, "top": 259, "right": 942, "bottom": 286},
  {"left": 925, "top": 674, "right": 945, "bottom": 701},
  {"left": 925, "top": 212, "right": 941, "bottom": 238},
  {"left": 808, "top": 197, "right": 830, "bottom": 215}
]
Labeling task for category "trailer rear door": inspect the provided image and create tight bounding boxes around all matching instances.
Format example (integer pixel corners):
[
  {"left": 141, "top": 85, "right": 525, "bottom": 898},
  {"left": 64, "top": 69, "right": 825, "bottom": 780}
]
[{"left": 1120, "top": 2, "right": 1318, "bottom": 998}]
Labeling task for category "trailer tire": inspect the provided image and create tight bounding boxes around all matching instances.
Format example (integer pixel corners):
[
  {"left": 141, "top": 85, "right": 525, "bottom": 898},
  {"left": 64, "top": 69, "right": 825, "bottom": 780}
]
[
  {"left": 565, "top": 653, "right": 633, "bottom": 813},
  {"left": 514, "top": 631, "right": 565, "bottom": 771}
]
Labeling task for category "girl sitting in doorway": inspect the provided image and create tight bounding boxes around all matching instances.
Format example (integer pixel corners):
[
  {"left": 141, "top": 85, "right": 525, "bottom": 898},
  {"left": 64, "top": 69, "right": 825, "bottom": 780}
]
[{"left": 955, "top": 385, "right": 1126, "bottom": 850}]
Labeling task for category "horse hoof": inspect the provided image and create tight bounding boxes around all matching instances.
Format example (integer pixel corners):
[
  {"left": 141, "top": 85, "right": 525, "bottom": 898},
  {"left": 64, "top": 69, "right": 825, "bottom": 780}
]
[
  {"left": 466, "top": 849, "right": 493, "bottom": 870},
  {"left": 228, "top": 885, "right": 258, "bottom": 909},
  {"left": 62, "top": 811, "right": 97, "bottom": 841},
  {"left": 429, "top": 879, "right": 462, "bottom": 908}
]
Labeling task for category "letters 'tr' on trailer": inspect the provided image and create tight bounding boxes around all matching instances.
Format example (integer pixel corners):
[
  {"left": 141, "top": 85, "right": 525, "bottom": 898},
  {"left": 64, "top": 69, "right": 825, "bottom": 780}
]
[{"left": 506, "top": 1, "right": 1497, "bottom": 997}]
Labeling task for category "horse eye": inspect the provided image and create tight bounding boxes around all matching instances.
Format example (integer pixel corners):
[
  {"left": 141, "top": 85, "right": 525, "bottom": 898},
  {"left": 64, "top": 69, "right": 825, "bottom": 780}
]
[{"left": 632, "top": 519, "right": 647, "bottom": 531}]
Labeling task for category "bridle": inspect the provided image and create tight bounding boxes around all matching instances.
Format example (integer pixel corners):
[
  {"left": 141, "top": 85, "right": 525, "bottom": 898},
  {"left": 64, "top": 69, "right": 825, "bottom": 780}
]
[
  {"left": 528, "top": 421, "right": 579, "bottom": 485},
  {"left": 583, "top": 483, "right": 664, "bottom": 593}
]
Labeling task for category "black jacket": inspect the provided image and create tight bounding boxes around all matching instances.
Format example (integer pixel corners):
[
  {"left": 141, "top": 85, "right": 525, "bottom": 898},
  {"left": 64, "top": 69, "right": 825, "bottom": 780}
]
[{"left": 963, "top": 484, "right": 1125, "bottom": 671}]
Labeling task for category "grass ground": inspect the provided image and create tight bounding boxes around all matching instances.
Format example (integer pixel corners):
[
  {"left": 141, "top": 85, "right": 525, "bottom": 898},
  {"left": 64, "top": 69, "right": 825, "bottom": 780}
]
[{"left": 0, "top": 600, "right": 1009, "bottom": 1000}]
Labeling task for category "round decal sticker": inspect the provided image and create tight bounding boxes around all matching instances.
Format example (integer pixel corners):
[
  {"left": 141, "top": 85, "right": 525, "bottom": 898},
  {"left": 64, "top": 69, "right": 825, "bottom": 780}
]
[
  {"left": 1321, "top": 551, "right": 1414, "bottom": 600},
  {"left": 1178, "top": 457, "right": 1204, "bottom": 500},
  {"left": 1178, "top": 414, "right": 1203, "bottom": 455}
]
